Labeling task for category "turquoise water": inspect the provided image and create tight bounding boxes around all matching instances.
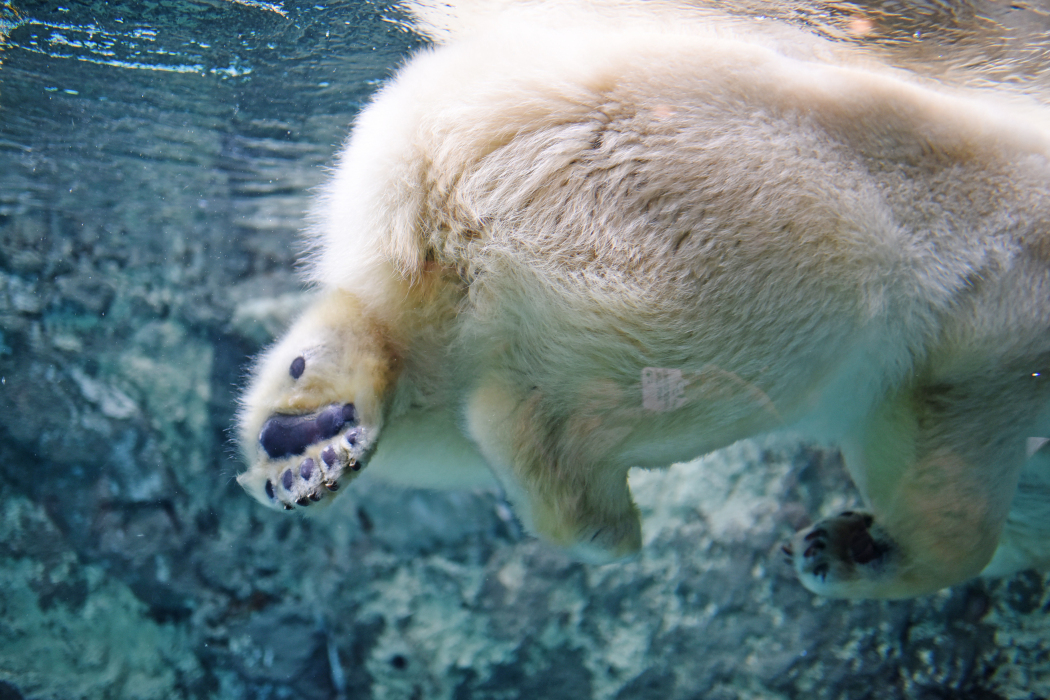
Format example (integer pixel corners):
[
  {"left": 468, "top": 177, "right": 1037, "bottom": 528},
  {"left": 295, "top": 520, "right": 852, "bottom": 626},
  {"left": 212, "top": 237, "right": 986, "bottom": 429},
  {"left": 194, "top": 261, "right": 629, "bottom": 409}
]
[{"left": 1, "top": 2, "right": 1049, "bottom": 699}]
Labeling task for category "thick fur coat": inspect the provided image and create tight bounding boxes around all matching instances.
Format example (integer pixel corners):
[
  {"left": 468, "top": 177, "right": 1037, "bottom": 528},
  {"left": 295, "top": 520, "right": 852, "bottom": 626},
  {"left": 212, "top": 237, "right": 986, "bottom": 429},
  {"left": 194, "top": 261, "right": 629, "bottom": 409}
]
[{"left": 237, "top": 1, "right": 1050, "bottom": 598}]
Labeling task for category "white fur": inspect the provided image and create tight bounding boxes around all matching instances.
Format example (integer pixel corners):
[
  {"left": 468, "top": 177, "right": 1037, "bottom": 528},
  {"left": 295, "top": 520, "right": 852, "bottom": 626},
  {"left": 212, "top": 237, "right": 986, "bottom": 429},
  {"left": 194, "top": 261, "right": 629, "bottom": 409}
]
[{"left": 239, "top": 0, "right": 1050, "bottom": 598}]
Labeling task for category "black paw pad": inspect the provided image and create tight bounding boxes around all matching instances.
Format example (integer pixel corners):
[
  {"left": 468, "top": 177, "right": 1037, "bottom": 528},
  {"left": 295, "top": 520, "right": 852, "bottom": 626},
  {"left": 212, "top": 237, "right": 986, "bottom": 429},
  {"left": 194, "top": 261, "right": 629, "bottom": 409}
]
[
  {"left": 848, "top": 526, "right": 884, "bottom": 564},
  {"left": 259, "top": 403, "right": 358, "bottom": 459}
]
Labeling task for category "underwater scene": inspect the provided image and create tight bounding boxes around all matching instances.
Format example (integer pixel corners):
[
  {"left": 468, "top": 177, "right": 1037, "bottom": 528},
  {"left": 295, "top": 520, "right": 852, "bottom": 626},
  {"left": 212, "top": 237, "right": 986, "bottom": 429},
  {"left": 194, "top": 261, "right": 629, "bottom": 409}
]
[{"left": 2, "top": 0, "right": 1050, "bottom": 698}]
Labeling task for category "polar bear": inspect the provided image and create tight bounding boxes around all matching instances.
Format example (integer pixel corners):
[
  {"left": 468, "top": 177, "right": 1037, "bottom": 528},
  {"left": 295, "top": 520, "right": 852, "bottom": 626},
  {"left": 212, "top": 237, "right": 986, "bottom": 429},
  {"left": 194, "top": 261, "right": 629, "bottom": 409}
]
[{"left": 237, "top": 1, "right": 1050, "bottom": 599}]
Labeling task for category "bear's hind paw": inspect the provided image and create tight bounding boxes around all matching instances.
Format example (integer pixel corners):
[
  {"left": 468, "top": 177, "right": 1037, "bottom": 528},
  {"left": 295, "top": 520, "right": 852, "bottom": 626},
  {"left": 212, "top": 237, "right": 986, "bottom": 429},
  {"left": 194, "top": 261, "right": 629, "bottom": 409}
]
[{"left": 785, "top": 511, "right": 896, "bottom": 598}]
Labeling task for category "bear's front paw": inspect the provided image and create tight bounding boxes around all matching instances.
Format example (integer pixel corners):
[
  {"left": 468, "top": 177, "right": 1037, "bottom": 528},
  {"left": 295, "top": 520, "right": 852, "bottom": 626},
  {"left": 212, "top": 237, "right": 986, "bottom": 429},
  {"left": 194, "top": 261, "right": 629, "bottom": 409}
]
[
  {"left": 244, "top": 401, "right": 377, "bottom": 509},
  {"left": 783, "top": 511, "right": 896, "bottom": 598},
  {"left": 236, "top": 309, "right": 392, "bottom": 511}
]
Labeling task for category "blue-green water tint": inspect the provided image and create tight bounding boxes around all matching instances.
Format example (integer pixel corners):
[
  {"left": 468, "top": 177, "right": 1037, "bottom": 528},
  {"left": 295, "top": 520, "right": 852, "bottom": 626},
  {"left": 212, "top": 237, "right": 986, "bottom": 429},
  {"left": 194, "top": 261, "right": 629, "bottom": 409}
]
[{"left": 1, "top": 2, "right": 1049, "bottom": 699}]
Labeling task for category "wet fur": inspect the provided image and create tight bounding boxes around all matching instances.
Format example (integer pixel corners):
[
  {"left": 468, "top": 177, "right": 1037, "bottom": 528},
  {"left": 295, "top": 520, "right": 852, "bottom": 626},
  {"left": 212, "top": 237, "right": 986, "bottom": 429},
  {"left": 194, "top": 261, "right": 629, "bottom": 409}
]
[{"left": 238, "top": 1, "right": 1050, "bottom": 598}]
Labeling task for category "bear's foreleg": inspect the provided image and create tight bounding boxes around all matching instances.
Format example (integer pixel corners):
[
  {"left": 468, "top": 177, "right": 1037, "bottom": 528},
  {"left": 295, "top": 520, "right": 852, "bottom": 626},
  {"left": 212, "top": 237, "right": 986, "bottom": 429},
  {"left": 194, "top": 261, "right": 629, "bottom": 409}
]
[{"left": 237, "top": 290, "right": 399, "bottom": 510}]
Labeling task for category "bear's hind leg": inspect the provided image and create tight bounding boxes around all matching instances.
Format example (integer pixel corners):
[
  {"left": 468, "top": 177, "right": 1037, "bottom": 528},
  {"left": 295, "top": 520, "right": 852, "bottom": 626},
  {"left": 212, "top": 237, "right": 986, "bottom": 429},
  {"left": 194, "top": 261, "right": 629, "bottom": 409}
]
[
  {"left": 788, "top": 390, "right": 1031, "bottom": 598},
  {"left": 465, "top": 373, "right": 642, "bottom": 564}
]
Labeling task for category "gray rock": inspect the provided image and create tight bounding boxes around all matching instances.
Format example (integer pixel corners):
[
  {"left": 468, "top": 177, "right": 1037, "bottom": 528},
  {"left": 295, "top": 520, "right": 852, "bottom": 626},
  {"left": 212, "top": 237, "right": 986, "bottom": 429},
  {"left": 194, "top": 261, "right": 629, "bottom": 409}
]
[{"left": 0, "top": 484, "right": 206, "bottom": 700}]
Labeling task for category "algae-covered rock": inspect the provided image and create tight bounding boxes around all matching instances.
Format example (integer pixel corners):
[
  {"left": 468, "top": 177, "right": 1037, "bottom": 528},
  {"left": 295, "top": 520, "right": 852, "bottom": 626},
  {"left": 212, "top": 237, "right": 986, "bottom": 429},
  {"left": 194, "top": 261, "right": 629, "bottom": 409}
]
[{"left": 0, "top": 486, "right": 205, "bottom": 700}]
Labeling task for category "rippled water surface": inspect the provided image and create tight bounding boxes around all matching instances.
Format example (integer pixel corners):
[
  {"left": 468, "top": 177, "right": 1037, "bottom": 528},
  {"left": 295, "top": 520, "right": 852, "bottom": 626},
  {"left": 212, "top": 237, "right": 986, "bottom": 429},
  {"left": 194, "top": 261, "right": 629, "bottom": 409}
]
[{"left": 1, "top": 2, "right": 1049, "bottom": 699}]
